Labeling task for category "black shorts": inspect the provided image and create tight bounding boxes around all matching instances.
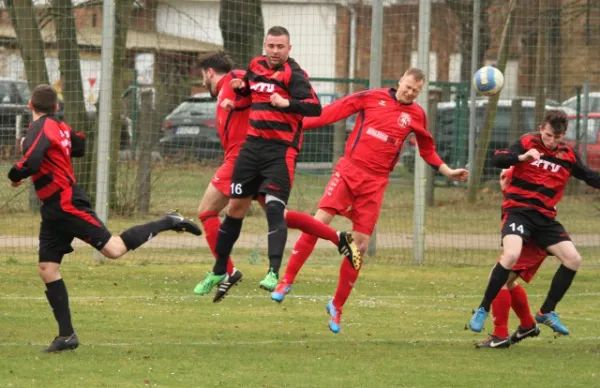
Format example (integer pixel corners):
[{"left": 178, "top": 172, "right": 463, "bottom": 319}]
[
  {"left": 230, "top": 137, "right": 297, "bottom": 204},
  {"left": 501, "top": 209, "right": 570, "bottom": 249},
  {"left": 39, "top": 185, "right": 112, "bottom": 263}
]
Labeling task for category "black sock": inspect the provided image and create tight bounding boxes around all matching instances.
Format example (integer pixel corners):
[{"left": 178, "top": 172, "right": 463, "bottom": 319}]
[
  {"left": 479, "top": 262, "right": 511, "bottom": 311},
  {"left": 214, "top": 215, "right": 243, "bottom": 275},
  {"left": 266, "top": 200, "right": 287, "bottom": 277},
  {"left": 540, "top": 264, "right": 577, "bottom": 314},
  {"left": 45, "top": 279, "right": 74, "bottom": 337},
  {"left": 119, "top": 217, "right": 173, "bottom": 251}
]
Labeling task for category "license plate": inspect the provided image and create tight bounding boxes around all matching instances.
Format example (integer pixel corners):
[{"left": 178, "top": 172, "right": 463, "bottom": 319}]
[{"left": 176, "top": 126, "right": 200, "bottom": 135}]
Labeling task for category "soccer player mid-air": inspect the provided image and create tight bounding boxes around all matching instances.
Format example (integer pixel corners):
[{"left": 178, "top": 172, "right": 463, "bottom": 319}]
[
  {"left": 270, "top": 68, "right": 469, "bottom": 333},
  {"left": 192, "top": 51, "right": 359, "bottom": 295}
]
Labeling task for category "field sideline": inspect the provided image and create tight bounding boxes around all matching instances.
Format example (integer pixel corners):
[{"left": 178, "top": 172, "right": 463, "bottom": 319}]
[{"left": 1, "top": 262, "right": 599, "bottom": 387}]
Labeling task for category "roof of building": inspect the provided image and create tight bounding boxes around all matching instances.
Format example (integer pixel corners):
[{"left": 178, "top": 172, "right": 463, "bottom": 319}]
[{"left": 0, "top": 22, "right": 221, "bottom": 53}]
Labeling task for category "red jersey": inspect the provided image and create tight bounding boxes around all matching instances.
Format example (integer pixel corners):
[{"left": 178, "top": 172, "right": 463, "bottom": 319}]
[
  {"left": 236, "top": 56, "right": 321, "bottom": 149},
  {"left": 493, "top": 133, "right": 600, "bottom": 218},
  {"left": 8, "top": 115, "right": 85, "bottom": 200},
  {"left": 216, "top": 69, "right": 251, "bottom": 159},
  {"left": 304, "top": 88, "right": 444, "bottom": 175}
]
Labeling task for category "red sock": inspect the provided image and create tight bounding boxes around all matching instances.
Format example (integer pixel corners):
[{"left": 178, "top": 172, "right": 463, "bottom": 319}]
[
  {"left": 491, "top": 288, "right": 511, "bottom": 338},
  {"left": 332, "top": 258, "right": 360, "bottom": 310},
  {"left": 199, "top": 212, "right": 234, "bottom": 275},
  {"left": 285, "top": 211, "right": 339, "bottom": 245},
  {"left": 509, "top": 284, "right": 535, "bottom": 328},
  {"left": 281, "top": 233, "right": 318, "bottom": 284}
]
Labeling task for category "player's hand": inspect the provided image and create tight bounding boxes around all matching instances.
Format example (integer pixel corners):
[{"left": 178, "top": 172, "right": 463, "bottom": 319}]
[
  {"left": 230, "top": 79, "right": 245, "bottom": 89},
  {"left": 518, "top": 149, "right": 542, "bottom": 162},
  {"left": 220, "top": 98, "right": 234, "bottom": 111},
  {"left": 10, "top": 180, "right": 24, "bottom": 188},
  {"left": 270, "top": 93, "right": 290, "bottom": 108},
  {"left": 447, "top": 168, "right": 469, "bottom": 182}
]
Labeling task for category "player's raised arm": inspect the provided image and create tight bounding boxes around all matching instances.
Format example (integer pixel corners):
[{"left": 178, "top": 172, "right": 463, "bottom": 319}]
[
  {"left": 492, "top": 139, "right": 534, "bottom": 168},
  {"left": 303, "top": 91, "right": 366, "bottom": 130}
]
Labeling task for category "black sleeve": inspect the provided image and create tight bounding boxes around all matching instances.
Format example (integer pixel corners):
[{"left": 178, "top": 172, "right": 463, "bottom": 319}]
[
  {"left": 492, "top": 139, "right": 525, "bottom": 168},
  {"left": 71, "top": 131, "right": 86, "bottom": 158},
  {"left": 234, "top": 67, "right": 252, "bottom": 97},
  {"left": 8, "top": 124, "right": 50, "bottom": 182},
  {"left": 285, "top": 69, "right": 322, "bottom": 117},
  {"left": 571, "top": 152, "right": 600, "bottom": 188}
]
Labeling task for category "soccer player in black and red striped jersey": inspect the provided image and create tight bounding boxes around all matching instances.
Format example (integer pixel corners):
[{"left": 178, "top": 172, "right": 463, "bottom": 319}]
[
  {"left": 192, "top": 51, "right": 359, "bottom": 295},
  {"left": 202, "top": 26, "right": 332, "bottom": 302},
  {"left": 469, "top": 109, "right": 600, "bottom": 336},
  {"left": 8, "top": 85, "right": 202, "bottom": 353}
]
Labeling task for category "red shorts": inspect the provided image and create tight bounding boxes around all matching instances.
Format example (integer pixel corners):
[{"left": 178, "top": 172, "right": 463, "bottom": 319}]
[
  {"left": 512, "top": 241, "right": 548, "bottom": 283},
  {"left": 211, "top": 155, "right": 237, "bottom": 196},
  {"left": 318, "top": 157, "right": 389, "bottom": 235}
]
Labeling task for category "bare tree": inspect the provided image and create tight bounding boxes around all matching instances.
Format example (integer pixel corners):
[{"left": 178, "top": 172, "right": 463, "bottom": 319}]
[
  {"left": 220, "top": 0, "right": 264, "bottom": 67},
  {"left": 52, "top": 0, "right": 94, "bottom": 192}
]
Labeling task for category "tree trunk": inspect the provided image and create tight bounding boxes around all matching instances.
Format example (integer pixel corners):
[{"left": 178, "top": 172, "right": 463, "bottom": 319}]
[
  {"left": 467, "top": 0, "right": 517, "bottom": 203},
  {"left": 108, "top": 1, "right": 134, "bottom": 210},
  {"left": 546, "top": 0, "right": 562, "bottom": 102},
  {"left": 52, "top": 0, "right": 93, "bottom": 193},
  {"left": 7, "top": 0, "right": 49, "bottom": 212},
  {"left": 220, "top": 0, "right": 264, "bottom": 67},
  {"left": 135, "top": 89, "right": 155, "bottom": 215}
]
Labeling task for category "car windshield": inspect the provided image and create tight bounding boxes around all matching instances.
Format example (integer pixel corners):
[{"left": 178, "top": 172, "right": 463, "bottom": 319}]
[
  {"left": 563, "top": 96, "right": 600, "bottom": 113},
  {"left": 171, "top": 99, "right": 215, "bottom": 117},
  {"left": 565, "top": 118, "right": 599, "bottom": 143},
  {"left": 16, "top": 82, "right": 30, "bottom": 103}
]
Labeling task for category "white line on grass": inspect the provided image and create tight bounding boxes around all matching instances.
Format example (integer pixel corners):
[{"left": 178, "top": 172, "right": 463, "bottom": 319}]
[
  {"left": 2, "top": 336, "right": 600, "bottom": 347},
  {"left": 3, "top": 292, "right": 600, "bottom": 301}
]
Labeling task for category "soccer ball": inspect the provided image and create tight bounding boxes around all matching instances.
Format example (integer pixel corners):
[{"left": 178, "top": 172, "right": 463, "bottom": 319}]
[{"left": 473, "top": 66, "right": 504, "bottom": 96}]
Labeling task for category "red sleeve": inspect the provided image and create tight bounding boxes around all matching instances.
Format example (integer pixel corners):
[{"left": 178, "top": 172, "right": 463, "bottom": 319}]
[
  {"left": 413, "top": 110, "right": 444, "bottom": 169},
  {"left": 303, "top": 91, "right": 367, "bottom": 130}
]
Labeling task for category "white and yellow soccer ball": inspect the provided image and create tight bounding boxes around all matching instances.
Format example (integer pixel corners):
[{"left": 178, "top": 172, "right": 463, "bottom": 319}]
[{"left": 473, "top": 66, "right": 504, "bottom": 96}]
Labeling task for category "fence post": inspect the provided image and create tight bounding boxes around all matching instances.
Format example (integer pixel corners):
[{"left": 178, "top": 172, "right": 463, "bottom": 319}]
[
  {"left": 413, "top": 0, "right": 431, "bottom": 265},
  {"left": 366, "top": 0, "right": 383, "bottom": 258},
  {"left": 93, "top": 0, "right": 116, "bottom": 264}
]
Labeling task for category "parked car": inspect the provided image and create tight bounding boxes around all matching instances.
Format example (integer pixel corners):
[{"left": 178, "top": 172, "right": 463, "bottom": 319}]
[
  {"left": 0, "top": 78, "right": 31, "bottom": 154},
  {"left": 564, "top": 113, "right": 600, "bottom": 170},
  {"left": 562, "top": 92, "right": 600, "bottom": 113},
  {"left": 157, "top": 93, "right": 223, "bottom": 161},
  {"left": 400, "top": 97, "right": 571, "bottom": 180}
]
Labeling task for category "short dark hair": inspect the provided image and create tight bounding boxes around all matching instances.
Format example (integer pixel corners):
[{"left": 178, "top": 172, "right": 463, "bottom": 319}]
[
  {"left": 266, "top": 26, "right": 290, "bottom": 40},
  {"left": 542, "top": 109, "right": 568, "bottom": 135},
  {"left": 198, "top": 51, "right": 234, "bottom": 74},
  {"left": 403, "top": 68, "right": 426, "bottom": 82},
  {"left": 31, "top": 84, "right": 57, "bottom": 114}
]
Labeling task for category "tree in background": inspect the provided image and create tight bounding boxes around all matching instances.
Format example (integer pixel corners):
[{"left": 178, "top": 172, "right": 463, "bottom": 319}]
[{"left": 220, "top": 0, "right": 264, "bottom": 67}]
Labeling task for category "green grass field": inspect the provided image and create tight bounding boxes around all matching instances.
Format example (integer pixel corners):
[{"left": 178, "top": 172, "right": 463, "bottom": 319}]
[{"left": 1, "top": 261, "right": 600, "bottom": 387}]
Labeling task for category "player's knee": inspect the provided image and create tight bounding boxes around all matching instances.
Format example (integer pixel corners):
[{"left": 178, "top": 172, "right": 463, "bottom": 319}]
[
  {"left": 564, "top": 252, "right": 582, "bottom": 270},
  {"left": 265, "top": 197, "right": 286, "bottom": 230},
  {"left": 500, "top": 252, "right": 519, "bottom": 267},
  {"left": 101, "top": 238, "right": 126, "bottom": 259},
  {"left": 38, "top": 262, "right": 59, "bottom": 280}
]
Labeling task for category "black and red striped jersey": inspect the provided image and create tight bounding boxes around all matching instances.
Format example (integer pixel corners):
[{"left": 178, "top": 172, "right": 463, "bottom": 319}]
[
  {"left": 493, "top": 133, "right": 600, "bottom": 218},
  {"left": 236, "top": 56, "right": 321, "bottom": 149},
  {"left": 8, "top": 115, "right": 86, "bottom": 201}
]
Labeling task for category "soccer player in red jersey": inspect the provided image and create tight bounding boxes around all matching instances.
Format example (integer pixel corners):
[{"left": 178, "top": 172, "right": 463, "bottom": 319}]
[
  {"left": 271, "top": 68, "right": 469, "bottom": 333},
  {"left": 8, "top": 85, "right": 202, "bottom": 352},
  {"left": 469, "top": 110, "right": 600, "bottom": 336},
  {"left": 192, "top": 51, "right": 359, "bottom": 295},
  {"left": 476, "top": 167, "right": 546, "bottom": 348},
  {"left": 200, "top": 27, "right": 360, "bottom": 302}
]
